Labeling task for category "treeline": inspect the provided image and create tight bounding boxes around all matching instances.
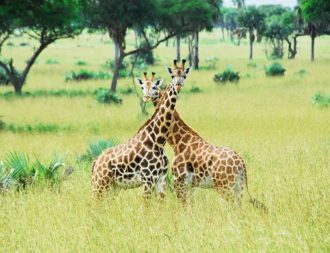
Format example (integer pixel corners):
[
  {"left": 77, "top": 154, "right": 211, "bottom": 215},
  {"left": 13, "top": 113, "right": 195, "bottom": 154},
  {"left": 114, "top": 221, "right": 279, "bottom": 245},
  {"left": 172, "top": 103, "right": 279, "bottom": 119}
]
[
  {"left": 0, "top": 0, "right": 329, "bottom": 94},
  {"left": 220, "top": 0, "right": 330, "bottom": 61}
]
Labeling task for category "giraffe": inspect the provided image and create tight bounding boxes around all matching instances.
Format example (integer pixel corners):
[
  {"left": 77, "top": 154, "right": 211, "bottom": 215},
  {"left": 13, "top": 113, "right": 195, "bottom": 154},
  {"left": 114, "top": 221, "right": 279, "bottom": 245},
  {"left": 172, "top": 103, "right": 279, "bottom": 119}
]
[
  {"left": 137, "top": 59, "right": 265, "bottom": 208},
  {"left": 92, "top": 65, "right": 188, "bottom": 199}
]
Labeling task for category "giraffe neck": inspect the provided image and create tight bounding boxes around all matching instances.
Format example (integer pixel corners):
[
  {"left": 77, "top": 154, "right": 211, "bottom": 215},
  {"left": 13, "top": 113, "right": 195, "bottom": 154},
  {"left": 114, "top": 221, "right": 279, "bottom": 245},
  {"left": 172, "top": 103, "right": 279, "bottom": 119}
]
[
  {"left": 139, "top": 84, "right": 178, "bottom": 147},
  {"left": 151, "top": 91, "right": 201, "bottom": 149}
]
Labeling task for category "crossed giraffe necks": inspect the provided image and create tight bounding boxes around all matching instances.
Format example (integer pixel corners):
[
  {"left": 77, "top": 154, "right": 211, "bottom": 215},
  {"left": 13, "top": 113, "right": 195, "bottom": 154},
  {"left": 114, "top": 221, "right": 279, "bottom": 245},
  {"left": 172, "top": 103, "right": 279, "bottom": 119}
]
[{"left": 92, "top": 84, "right": 179, "bottom": 197}]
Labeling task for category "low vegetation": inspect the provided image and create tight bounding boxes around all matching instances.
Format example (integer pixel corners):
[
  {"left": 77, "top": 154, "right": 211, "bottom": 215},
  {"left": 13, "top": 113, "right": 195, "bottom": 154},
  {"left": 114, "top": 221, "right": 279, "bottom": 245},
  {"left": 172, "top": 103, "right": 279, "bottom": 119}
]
[
  {"left": 94, "top": 88, "right": 123, "bottom": 104},
  {"left": 312, "top": 92, "right": 330, "bottom": 107},
  {"left": 77, "top": 139, "right": 118, "bottom": 163},
  {"left": 214, "top": 67, "right": 240, "bottom": 83},
  {"left": 265, "top": 62, "right": 286, "bottom": 76},
  {"left": 65, "top": 69, "right": 112, "bottom": 82}
]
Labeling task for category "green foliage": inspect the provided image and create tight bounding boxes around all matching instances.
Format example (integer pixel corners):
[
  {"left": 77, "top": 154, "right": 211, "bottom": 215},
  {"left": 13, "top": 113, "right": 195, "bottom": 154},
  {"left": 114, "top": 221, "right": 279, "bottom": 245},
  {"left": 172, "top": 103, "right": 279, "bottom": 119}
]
[
  {"left": 119, "top": 87, "right": 134, "bottom": 95},
  {"left": 76, "top": 60, "right": 88, "bottom": 66},
  {"left": 134, "top": 41, "right": 155, "bottom": 65},
  {"left": 312, "top": 92, "right": 330, "bottom": 107},
  {"left": 45, "top": 58, "right": 59, "bottom": 65},
  {"left": 223, "top": 8, "right": 238, "bottom": 31},
  {"left": 189, "top": 86, "right": 202, "bottom": 93},
  {"left": 214, "top": 67, "right": 240, "bottom": 83},
  {"left": 77, "top": 139, "right": 118, "bottom": 163},
  {"left": 95, "top": 88, "right": 122, "bottom": 104},
  {"left": 65, "top": 69, "right": 112, "bottom": 81},
  {"left": 102, "top": 59, "right": 130, "bottom": 78},
  {"left": 295, "top": 69, "right": 308, "bottom": 78},
  {"left": 0, "top": 152, "right": 71, "bottom": 191},
  {"left": 237, "top": 6, "right": 265, "bottom": 31},
  {"left": 265, "top": 62, "right": 286, "bottom": 76},
  {"left": 301, "top": 0, "right": 330, "bottom": 24}
]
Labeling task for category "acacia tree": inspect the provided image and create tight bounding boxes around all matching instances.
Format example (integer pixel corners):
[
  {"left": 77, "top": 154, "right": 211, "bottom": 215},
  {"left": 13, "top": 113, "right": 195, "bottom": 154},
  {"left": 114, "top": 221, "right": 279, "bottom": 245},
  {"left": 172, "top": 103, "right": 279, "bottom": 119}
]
[
  {"left": 237, "top": 6, "right": 265, "bottom": 60},
  {"left": 85, "top": 0, "right": 191, "bottom": 93},
  {"left": 0, "top": 0, "right": 82, "bottom": 93},
  {"left": 263, "top": 9, "right": 294, "bottom": 59},
  {"left": 301, "top": 0, "right": 330, "bottom": 61},
  {"left": 224, "top": 8, "right": 238, "bottom": 43}
]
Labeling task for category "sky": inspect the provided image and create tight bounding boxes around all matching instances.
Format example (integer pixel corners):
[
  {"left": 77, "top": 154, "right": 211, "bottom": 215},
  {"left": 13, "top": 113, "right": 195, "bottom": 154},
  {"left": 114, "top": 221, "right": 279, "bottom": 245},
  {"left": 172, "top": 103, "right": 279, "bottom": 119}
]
[{"left": 223, "top": 0, "right": 297, "bottom": 8}]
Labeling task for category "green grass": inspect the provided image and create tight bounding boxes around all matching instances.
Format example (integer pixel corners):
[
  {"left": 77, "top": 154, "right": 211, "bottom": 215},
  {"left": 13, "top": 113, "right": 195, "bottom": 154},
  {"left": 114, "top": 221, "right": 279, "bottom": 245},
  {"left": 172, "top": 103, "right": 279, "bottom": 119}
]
[{"left": 0, "top": 31, "right": 329, "bottom": 252}]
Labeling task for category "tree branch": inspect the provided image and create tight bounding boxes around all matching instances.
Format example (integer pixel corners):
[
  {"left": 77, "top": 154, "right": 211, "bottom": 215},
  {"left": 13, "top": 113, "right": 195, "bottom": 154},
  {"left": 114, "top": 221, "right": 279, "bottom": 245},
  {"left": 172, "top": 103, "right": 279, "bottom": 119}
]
[{"left": 123, "top": 31, "right": 179, "bottom": 57}]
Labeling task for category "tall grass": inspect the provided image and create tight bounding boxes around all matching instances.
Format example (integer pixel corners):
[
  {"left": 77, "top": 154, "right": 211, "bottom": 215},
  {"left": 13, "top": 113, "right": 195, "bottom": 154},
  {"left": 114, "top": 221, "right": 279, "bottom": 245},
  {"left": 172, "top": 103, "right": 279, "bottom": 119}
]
[{"left": 0, "top": 31, "right": 329, "bottom": 252}]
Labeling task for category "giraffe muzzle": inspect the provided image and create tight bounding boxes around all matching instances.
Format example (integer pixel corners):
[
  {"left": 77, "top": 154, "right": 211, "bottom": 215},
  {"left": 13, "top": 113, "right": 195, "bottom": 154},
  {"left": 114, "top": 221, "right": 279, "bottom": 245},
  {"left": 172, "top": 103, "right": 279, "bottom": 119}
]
[{"left": 143, "top": 96, "right": 151, "bottom": 102}]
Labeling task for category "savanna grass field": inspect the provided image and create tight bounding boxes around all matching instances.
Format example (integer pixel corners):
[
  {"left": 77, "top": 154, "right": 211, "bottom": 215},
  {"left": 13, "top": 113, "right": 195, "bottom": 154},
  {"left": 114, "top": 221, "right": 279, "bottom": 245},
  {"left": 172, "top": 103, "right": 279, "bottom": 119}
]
[{"left": 0, "top": 30, "right": 329, "bottom": 252}]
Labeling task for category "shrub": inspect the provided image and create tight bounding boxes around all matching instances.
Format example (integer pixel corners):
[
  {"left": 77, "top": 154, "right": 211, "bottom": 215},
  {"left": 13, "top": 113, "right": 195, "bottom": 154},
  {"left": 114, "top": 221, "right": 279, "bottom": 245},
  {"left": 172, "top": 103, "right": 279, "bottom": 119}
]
[
  {"left": 6, "top": 41, "right": 14, "bottom": 46},
  {"left": 77, "top": 139, "right": 117, "bottom": 162},
  {"left": 19, "top": 42, "right": 29, "bottom": 47},
  {"left": 101, "top": 59, "right": 131, "bottom": 78},
  {"left": 214, "top": 67, "right": 240, "bottom": 83},
  {"left": 134, "top": 41, "right": 155, "bottom": 65},
  {"left": 65, "top": 69, "right": 112, "bottom": 81},
  {"left": 295, "top": 69, "right": 308, "bottom": 78},
  {"left": 0, "top": 152, "right": 72, "bottom": 191},
  {"left": 312, "top": 92, "right": 330, "bottom": 108},
  {"left": 189, "top": 86, "right": 202, "bottom": 93},
  {"left": 119, "top": 87, "right": 134, "bottom": 95},
  {"left": 265, "top": 62, "right": 286, "bottom": 76},
  {"left": 95, "top": 88, "right": 122, "bottom": 104},
  {"left": 45, "top": 58, "right": 59, "bottom": 65},
  {"left": 76, "top": 60, "right": 88, "bottom": 66}
]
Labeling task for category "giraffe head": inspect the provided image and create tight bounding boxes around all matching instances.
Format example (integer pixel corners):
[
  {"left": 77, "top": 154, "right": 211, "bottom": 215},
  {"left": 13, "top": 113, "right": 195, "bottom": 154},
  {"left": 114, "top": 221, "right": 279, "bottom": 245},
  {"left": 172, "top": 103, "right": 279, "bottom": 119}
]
[
  {"left": 135, "top": 72, "right": 163, "bottom": 102},
  {"left": 166, "top": 59, "right": 192, "bottom": 92}
]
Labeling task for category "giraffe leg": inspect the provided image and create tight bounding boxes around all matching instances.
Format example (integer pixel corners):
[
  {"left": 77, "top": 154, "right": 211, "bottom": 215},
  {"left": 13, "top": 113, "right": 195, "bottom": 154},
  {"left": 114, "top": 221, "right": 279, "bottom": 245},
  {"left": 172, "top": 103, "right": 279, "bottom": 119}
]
[
  {"left": 142, "top": 177, "right": 155, "bottom": 200},
  {"left": 92, "top": 168, "right": 114, "bottom": 201},
  {"left": 156, "top": 174, "right": 167, "bottom": 199},
  {"left": 173, "top": 176, "right": 188, "bottom": 203}
]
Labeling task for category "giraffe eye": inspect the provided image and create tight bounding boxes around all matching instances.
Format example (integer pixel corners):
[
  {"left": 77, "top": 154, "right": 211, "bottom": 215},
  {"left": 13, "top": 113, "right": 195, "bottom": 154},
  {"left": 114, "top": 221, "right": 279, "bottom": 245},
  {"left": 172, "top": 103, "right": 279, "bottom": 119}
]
[{"left": 171, "top": 75, "right": 174, "bottom": 79}]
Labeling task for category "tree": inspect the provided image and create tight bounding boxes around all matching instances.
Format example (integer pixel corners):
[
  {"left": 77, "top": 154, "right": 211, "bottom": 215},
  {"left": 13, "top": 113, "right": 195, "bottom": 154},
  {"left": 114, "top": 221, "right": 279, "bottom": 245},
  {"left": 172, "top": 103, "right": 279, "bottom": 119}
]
[
  {"left": 232, "top": 0, "right": 245, "bottom": 9},
  {"left": 84, "top": 0, "right": 192, "bottom": 93},
  {"left": 0, "top": 0, "right": 82, "bottom": 93},
  {"left": 237, "top": 6, "right": 265, "bottom": 60},
  {"left": 301, "top": 0, "right": 330, "bottom": 61},
  {"left": 263, "top": 9, "right": 294, "bottom": 58},
  {"left": 224, "top": 8, "right": 238, "bottom": 43}
]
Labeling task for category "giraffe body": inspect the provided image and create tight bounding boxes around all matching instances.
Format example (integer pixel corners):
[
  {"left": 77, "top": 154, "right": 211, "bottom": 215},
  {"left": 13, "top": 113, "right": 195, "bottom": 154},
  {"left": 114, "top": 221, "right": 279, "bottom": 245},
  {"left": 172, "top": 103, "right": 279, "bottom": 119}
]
[
  {"left": 137, "top": 62, "right": 247, "bottom": 202},
  {"left": 92, "top": 69, "right": 186, "bottom": 198}
]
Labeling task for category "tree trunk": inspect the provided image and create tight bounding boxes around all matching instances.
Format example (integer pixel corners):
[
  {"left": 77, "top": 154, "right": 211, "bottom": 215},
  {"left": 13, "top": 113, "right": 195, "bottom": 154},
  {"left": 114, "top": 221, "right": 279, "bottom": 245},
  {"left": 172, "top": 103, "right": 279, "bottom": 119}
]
[
  {"left": 193, "top": 31, "right": 199, "bottom": 69},
  {"left": 249, "top": 30, "right": 254, "bottom": 60},
  {"left": 111, "top": 40, "right": 124, "bottom": 93},
  {"left": 311, "top": 29, "right": 316, "bottom": 62},
  {"left": 176, "top": 34, "right": 180, "bottom": 61}
]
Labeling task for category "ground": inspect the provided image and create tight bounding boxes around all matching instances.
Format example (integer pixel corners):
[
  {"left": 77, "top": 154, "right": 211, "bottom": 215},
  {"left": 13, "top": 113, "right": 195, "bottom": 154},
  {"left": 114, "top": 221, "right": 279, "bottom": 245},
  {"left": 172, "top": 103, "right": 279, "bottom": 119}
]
[{"left": 0, "top": 30, "right": 329, "bottom": 252}]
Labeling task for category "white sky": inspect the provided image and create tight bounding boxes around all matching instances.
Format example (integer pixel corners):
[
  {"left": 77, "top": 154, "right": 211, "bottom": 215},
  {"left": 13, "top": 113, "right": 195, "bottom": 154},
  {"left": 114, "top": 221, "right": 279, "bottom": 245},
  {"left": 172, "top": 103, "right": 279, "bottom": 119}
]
[{"left": 223, "top": 0, "right": 297, "bottom": 8}]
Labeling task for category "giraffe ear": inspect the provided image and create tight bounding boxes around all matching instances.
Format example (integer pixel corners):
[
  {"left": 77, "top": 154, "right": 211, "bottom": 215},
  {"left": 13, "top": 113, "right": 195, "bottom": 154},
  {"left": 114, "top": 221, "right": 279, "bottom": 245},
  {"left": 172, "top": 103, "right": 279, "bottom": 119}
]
[
  {"left": 154, "top": 79, "right": 162, "bottom": 87},
  {"left": 166, "top": 67, "right": 173, "bottom": 76},
  {"left": 184, "top": 67, "right": 192, "bottom": 76},
  {"left": 135, "top": 78, "right": 143, "bottom": 86}
]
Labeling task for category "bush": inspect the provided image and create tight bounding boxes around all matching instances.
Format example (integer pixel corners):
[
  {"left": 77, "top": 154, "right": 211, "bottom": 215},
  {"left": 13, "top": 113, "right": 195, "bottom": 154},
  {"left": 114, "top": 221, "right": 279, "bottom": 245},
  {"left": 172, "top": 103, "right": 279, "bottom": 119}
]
[
  {"left": 45, "top": 58, "right": 59, "bottom": 65},
  {"left": 77, "top": 139, "right": 117, "bottom": 162},
  {"left": 295, "top": 69, "right": 308, "bottom": 78},
  {"left": 76, "top": 60, "right": 88, "bottom": 66},
  {"left": 0, "top": 152, "right": 73, "bottom": 191},
  {"left": 247, "top": 62, "right": 257, "bottom": 68},
  {"left": 65, "top": 69, "right": 112, "bottom": 81},
  {"left": 119, "top": 87, "right": 134, "bottom": 95},
  {"left": 265, "top": 62, "right": 286, "bottom": 76},
  {"left": 134, "top": 41, "right": 155, "bottom": 65},
  {"left": 312, "top": 92, "right": 330, "bottom": 108},
  {"left": 214, "top": 67, "right": 240, "bottom": 83},
  {"left": 95, "top": 88, "right": 122, "bottom": 104},
  {"left": 189, "top": 86, "right": 202, "bottom": 93}
]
